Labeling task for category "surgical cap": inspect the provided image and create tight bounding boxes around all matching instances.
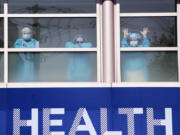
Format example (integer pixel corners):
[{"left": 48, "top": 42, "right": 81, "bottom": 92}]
[
  {"left": 128, "top": 33, "right": 141, "bottom": 40},
  {"left": 22, "top": 27, "right": 31, "bottom": 34},
  {"left": 73, "top": 34, "right": 87, "bottom": 44}
]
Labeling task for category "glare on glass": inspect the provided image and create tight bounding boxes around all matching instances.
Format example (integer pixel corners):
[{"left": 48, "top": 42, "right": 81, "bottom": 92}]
[
  {"left": 8, "top": 0, "right": 96, "bottom": 13},
  {"left": 8, "top": 18, "right": 96, "bottom": 48},
  {"left": 8, "top": 52, "right": 97, "bottom": 82},
  {"left": 120, "top": 17, "right": 177, "bottom": 47},
  {"left": 121, "top": 52, "right": 178, "bottom": 82},
  {"left": 119, "top": 0, "right": 176, "bottom": 13}
]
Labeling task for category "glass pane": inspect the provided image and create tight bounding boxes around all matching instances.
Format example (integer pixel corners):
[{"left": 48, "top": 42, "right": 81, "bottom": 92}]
[
  {"left": 121, "top": 52, "right": 178, "bottom": 82},
  {"left": 120, "top": 17, "right": 176, "bottom": 47},
  {"left": 0, "top": 0, "right": 3, "bottom": 13},
  {"left": 0, "top": 18, "right": 3, "bottom": 48},
  {"left": 8, "top": 52, "right": 97, "bottom": 82},
  {"left": 0, "top": 53, "right": 3, "bottom": 82},
  {"left": 119, "top": 0, "right": 176, "bottom": 13},
  {"left": 8, "top": 0, "right": 96, "bottom": 13},
  {"left": 8, "top": 18, "right": 96, "bottom": 48}
]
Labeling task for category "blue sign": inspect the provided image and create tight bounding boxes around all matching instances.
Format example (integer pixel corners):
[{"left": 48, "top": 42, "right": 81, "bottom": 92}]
[{"left": 0, "top": 87, "right": 180, "bottom": 135}]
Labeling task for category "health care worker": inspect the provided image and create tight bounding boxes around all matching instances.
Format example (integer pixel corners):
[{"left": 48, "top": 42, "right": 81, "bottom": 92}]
[
  {"left": 65, "top": 34, "right": 93, "bottom": 82},
  {"left": 14, "top": 27, "right": 39, "bottom": 82},
  {"left": 121, "top": 27, "right": 150, "bottom": 82}
]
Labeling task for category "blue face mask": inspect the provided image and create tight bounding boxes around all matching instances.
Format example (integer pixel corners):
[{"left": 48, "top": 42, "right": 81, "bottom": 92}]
[
  {"left": 130, "top": 41, "right": 138, "bottom": 47},
  {"left": 23, "top": 34, "right": 31, "bottom": 41}
]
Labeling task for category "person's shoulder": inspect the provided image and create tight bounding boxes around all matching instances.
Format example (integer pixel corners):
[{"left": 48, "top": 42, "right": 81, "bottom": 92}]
[
  {"left": 80, "top": 42, "right": 92, "bottom": 48},
  {"left": 31, "top": 38, "right": 38, "bottom": 42},
  {"left": 15, "top": 38, "right": 23, "bottom": 42},
  {"left": 65, "top": 42, "right": 75, "bottom": 48}
]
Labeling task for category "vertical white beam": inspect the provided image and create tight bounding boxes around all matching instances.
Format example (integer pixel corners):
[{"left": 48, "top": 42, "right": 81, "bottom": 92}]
[
  {"left": 97, "top": 0, "right": 101, "bottom": 82},
  {"left": 114, "top": 0, "right": 120, "bottom": 82},
  {"left": 102, "top": 0, "right": 115, "bottom": 82},
  {"left": 4, "top": 2, "right": 8, "bottom": 86},
  {"left": 177, "top": 4, "right": 180, "bottom": 82},
  {"left": 100, "top": 0, "right": 104, "bottom": 81}
]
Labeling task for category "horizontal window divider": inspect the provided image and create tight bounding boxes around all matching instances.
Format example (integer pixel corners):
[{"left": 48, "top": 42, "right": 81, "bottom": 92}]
[
  {"left": 112, "top": 82, "right": 180, "bottom": 87},
  {"left": 6, "top": 82, "right": 111, "bottom": 88},
  {"left": 0, "top": 14, "right": 4, "bottom": 17},
  {"left": 120, "top": 47, "right": 178, "bottom": 51},
  {"left": 7, "top": 48, "right": 97, "bottom": 52},
  {"left": 7, "top": 14, "right": 97, "bottom": 18},
  {"left": 120, "top": 13, "right": 177, "bottom": 17},
  {"left": 0, "top": 49, "right": 4, "bottom": 52},
  {"left": 0, "top": 83, "right": 6, "bottom": 88}
]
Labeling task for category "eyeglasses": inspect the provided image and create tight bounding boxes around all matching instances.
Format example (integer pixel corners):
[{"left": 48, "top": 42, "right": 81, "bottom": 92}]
[{"left": 75, "top": 41, "right": 84, "bottom": 44}]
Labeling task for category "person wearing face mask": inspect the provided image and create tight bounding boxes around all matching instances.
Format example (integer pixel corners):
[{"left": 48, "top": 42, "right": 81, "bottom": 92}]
[
  {"left": 121, "top": 27, "right": 150, "bottom": 47},
  {"left": 65, "top": 34, "right": 93, "bottom": 82},
  {"left": 65, "top": 34, "right": 92, "bottom": 48},
  {"left": 14, "top": 27, "right": 39, "bottom": 48},
  {"left": 14, "top": 27, "right": 39, "bottom": 82},
  {"left": 121, "top": 28, "right": 151, "bottom": 82}
]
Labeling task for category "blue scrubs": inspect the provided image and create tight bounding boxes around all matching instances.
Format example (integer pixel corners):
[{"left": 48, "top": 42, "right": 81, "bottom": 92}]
[
  {"left": 65, "top": 42, "right": 93, "bottom": 82},
  {"left": 121, "top": 37, "right": 150, "bottom": 82},
  {"left": 14, "top": 38, "right": 38, "bottom": 82}
]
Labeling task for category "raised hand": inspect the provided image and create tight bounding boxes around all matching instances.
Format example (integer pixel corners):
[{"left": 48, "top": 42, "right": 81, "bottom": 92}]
[
  {"left": 140, "top": 27, "right": 149, "bottom": 38},
  {"left": 123, "top": 28, "right": 130, "bottom": 38}
]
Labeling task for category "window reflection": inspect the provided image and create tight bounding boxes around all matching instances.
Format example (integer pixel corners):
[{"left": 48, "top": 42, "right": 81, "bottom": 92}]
[
  {"left": 121, "top": 52, "right": 178, "bottom": 82},
  {"left": 8, "top": 52, "right": 97, "bottom": 82},
  {"left": 0, "top": 0, "right": 3, "bottom": 13},
  {"left": 0, "top": 53, "right": 3, "bottom": 82},
  {"left": 120, "top": 17, "right": 177, "bottom": 47},
  {"left": 119, "top": 0, "right": 176, "bottom": 13},
  {"left": 0, "top": 18, "right": 3, "bottom": 48},
  {"left": 9, "top": 18, "right": 96, "bottom": 48},
  {"left": 8, "top": 0, "right": 96, "bottom": 13}
]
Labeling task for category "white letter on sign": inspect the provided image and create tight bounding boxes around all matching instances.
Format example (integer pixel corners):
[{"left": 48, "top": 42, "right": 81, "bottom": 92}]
[
  {"left": 147, "top": 108, "right": 173, "bottom": 135},
  {"left": 101, "top": 108, "right": 123, "bottom": 135},
  {"left": 13, "top": 108, "right": 38, "bottom": 135},
  {"left": 69, "top": 108, "right": 97, "bottom": 135},
  {"left": 118, "top": 108, "right": 143, "bottom": 135},
  {"left": 43, "top": 108, "right": 65, "bottom": 135},
  {"left": 103, "top": 131, "right": 122, "bottom": 135}
]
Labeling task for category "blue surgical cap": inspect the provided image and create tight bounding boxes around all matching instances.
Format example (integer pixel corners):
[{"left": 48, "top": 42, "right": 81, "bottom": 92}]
[
  {"left": 127, "top": 33, "right": 142, "bottom": 40},
  {"left": 73, "top": 34, "right": 87, "bottom": 44}
]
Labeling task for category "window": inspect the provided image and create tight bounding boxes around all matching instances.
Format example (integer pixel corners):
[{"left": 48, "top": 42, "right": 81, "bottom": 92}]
[
  {"left": 115, "top": 0, "right": 179, "bottom": 83},
  {"left": 120, "top": 17, "right": 177, "bottom": 47},
  {"left": 1, "top": 0, "right": 101, "bottom": 87},
  {"left": 8, "top": 18, "right": 96, "bottom": 48},
  {"left": 0, "top": 53, "right": 3, "bottom": 82},
  {"left": 119, "top": 0, "right": 176, "bottom": 13},
  {"left": 0, "top": 0, "right": 179, "bottom": 87},
  {"left": 0, "top": 18, "right": 3, "bottom": 48},
  {"left": 8, "top": 52, "right": 97, "bottom": 82},
  {"left": 0, "top": 0, "right": 3, "bottom": 13},
  {"left": 8, "top": 0, "right": 96, "bottom": 13}
]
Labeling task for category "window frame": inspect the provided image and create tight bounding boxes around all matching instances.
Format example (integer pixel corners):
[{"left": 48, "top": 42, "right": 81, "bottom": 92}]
[
  {"left": 0, "top": 1, "right": 102, "bottom": 88},
  {"left": 114, "top": 0, "right": 180, "bottom": 86}
]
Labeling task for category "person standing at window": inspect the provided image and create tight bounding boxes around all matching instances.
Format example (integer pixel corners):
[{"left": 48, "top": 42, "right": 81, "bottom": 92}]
[
  {"left": 121, "top": 28, "right": 151, "bottom": 82},
  {"left": 65, "top": 34, "right": 93, "bottom": 82},
  {"left": 14, "top": 27, "right": 39, "bottom": 82}
]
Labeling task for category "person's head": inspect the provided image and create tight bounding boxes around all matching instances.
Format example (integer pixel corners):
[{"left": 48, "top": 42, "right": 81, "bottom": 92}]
[
  {"left": 21, "top": 27, "right": 32, "bottom": 41},
  {"left": 128, "top": 33, "right": 141, "bottom": 46},
  {"left": 73, "top": 34, "right": 87, "bottom": 45}
]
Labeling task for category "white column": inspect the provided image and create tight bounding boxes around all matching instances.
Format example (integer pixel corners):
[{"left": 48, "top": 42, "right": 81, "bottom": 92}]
[
  {"left": 177, "top": 4, "right": 180, "bottom": 82},
  {"left": 4, "top": 1, "right": 8, "bottom": 86},
  {"left": 102, "top": 0, "right": 115, "bottom": 82}
]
